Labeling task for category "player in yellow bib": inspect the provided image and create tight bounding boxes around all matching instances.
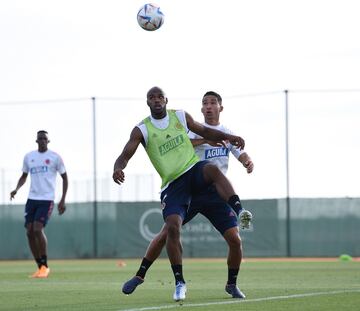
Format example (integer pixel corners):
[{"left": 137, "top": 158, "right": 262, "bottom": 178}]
[
  {"left": 143, "top": 109, "right": 199, "bottom": 189},
  {"left": 113, "top": 87, "right": 249, "bottom": 302}
]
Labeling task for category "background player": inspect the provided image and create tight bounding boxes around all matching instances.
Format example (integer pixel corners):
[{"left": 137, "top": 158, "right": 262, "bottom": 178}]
[{"left": 10, "top": 130, "right": 68, "bottom": 278}]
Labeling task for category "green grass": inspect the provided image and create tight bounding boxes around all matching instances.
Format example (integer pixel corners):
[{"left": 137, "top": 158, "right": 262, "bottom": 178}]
[{"left": 0, "top": 258, "right": 359, "bottom": 311}]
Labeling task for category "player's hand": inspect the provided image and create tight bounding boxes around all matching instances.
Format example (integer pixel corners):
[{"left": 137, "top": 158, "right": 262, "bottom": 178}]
[
  {"left": 10, "top": 190, "right": 17, "bottom": 200},
  {"left": 58, "top": 199, "right": 66, "bottom": 215},
  {"left": 113, "top": 169, "right": 125, "bottom": 185},
  {"left": 228, "top": 135, "right": 245, "bottom": 149},
  {"left": 243, "top": 160, "right": 254, "bottom": 174}
]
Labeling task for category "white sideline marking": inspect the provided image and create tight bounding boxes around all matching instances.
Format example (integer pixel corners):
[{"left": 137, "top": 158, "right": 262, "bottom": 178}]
[{"left": 118, "top": 289, "right": 360, "bottom": 311}]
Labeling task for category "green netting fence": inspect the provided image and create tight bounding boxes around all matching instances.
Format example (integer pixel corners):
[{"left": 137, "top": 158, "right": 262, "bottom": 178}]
[{"left": 0, "top": 198, "right": 359, "bottom": 259}]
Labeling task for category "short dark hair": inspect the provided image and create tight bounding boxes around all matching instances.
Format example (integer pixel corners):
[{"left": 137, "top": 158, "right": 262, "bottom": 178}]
[
  {"left": 203, "top": 91, "right": 222, "bottom": 104},
  {"left": 37, "top": 130, "right": 48, "bottom": 135}
]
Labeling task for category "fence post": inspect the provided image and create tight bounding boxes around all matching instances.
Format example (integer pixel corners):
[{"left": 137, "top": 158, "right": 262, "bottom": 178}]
[
  {"left": 92, "top": 97, "right": 98, "bottom": 258},
  {"left": 284, "top": 90, "right": 291, "bottom": 257}
]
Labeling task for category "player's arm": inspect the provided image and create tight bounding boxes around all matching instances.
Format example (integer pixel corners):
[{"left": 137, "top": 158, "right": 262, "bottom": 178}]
[
  {"left": 191, "top": 138, "right": 225, "bottom": 148},
  {"left": 185, "top": 112, "right": 245, "bottom": 149},
  {"left": 10, "top": 172, "right": 28, "bottom": 200},
  {"left": 238, "top": 152, "right": 254, "bottom": 174},
  {"left": 58, "top": 172, "right": 68, "bottom": 215},
  {"left": 113, "top": 127, "right": 143, "bottom": 185}
]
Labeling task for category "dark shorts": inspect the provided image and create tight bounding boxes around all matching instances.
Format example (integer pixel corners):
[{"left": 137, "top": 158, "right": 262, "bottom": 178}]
[
  {"left": 183, "top": 185, "right": 238, "bottom": 235},
  {"left": 24, "top": 199, "right": 54, "bottom": 227},
  {"left": 160, "top": 160, "right": 211, "bottom": 221}
]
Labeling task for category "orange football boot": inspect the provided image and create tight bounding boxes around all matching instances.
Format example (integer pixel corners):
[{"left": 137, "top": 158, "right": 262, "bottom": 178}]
[{"left": 36, "top": 265, "right": 50, "bottom": 278}]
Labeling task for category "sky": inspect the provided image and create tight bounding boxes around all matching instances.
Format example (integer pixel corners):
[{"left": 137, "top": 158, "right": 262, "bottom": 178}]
[{"left": 0, "top": 0, "right": 359, "bottom": 203}]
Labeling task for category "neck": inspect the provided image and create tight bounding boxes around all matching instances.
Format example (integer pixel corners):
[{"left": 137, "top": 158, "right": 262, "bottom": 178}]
[
  {"left": 38, "top": 147, "right": 47, "bottom": 153},
  {"left": 205, "top": 118, "right": 220, "bottom": 126},
  {"left": 151, "top": 110, "right": 167, "bottom": 120}
]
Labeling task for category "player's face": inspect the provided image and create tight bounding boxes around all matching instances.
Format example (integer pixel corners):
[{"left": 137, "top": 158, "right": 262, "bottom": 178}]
[
  {"left": 147, "top": 88, "right": 168, "bottom": 119},
  {"left": 201, "top": 95, "right": 223, "bottom": 124},
  {"left": 36, "top": 132, "right": 49, "bottom": 152}
]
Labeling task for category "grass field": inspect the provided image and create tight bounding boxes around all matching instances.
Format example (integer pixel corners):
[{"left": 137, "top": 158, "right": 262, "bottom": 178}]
[{"left": 0, "top": 258, "right": 359, "bottom": 311}]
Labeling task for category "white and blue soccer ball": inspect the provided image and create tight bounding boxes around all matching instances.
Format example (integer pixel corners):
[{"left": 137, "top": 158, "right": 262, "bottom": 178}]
[{"left": 137, "top": 3, "right": 164, "bottom": 31}]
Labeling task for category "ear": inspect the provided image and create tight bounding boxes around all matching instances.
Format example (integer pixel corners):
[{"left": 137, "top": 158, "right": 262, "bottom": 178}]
[
  {"left": 219, "top": 105, "right": 224, "bottom": 112},
  {"left": 201, "top": 106, "right": 205, "bottom": 114}
]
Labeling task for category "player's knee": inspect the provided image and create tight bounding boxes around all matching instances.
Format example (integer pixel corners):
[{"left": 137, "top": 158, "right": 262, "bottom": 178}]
[
  {"left": 26, "top": 229, "right": 34, "bottom": 239},
  {"left": 32, "top": 224, "right": 44, "bottom": 237},
  {"left": 166, "top": 223, "right": 181, "bottom": 239},
  {"left": 165, "top": 214, "right": 182, "bottom": 239},
  {"left": 229, "top": 237, "right": 241, "bottom": 249},
  {"left": 224, "top": 229, "right": 242, "bottom": 249}
]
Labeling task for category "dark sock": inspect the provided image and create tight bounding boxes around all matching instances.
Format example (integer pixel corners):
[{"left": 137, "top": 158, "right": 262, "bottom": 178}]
[
  {"left": 35, "top": 258, "right": 42, "bottom": 268},
  {"left": 39, "top": 255, "right": 48, "bottom": 268},
  {"left": 136, "top": 258, "right": 153, "bottom": 279},
  {"left": 227, "top": 268, "right": 239, "bottom": 285},
  {"left": 171, "top": 264, "right": 185, "bottom": 284},
  {"left": 228, "top": 195, "right": 243, "bottom": 215}
]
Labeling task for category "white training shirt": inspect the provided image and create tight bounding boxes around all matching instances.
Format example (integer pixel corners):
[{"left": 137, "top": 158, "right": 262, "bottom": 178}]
[
  {"left": 22, "top": 149, "right": 66, "bottom": 201},
  {"left": 188, "top": 123, "right": 244, "bottom": 175}
]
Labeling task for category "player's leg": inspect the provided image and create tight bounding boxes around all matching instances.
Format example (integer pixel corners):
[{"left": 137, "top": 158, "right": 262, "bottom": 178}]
[
  {"left": 160, "top": 176, "right": 191, "bottom": 301},
  {"left": 24, "top": 200, "right": 42, "bottom": 277},
  {"left": 122, "top": 201, "right": 198, "bottom": 296},
  {"left": 199, "top": 190, "right": 246, "bottom": 299},
  {"left": 202, "top": 163, "right": 242, "bottom": 212},
  {"left": 202, "top": 163, "right": 252, "bottom": 228},
  {"left": 32, "top": 200, "right": 53, "bottom": 278},
  {"left": 202, "top": 163, "right": 236, "bottom": 202},
  {"left": 144, "top": 225, "right": 167, "bottom": 261},
  {"left": 224, "top": 227, "right": 242, "bottom": 271},
  {"left": 26, "top": 223, "right": 42, "bottom": 277},
  {"left": 32, "top": 221, "right": 50, "bottom": 277},
  {"left": 223, "top": 227, "right": 246, "bottom": 298},
  {"left": 165, "top": 214, "right": 187, "bottom": 301},
  {"left": 32, "top": 222, "right": 47, "bottom": 260},
  {"left": 25, "top": 223, "right": 40, "bottom": 261},
  {"left": 122, "top": 225, "right": 167, "bottom": 294},
  {"left": 165, "top": 214, "right": 184, "bottom": 274}
]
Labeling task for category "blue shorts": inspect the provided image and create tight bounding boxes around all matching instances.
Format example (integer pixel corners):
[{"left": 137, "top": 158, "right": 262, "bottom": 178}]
[
  {"left": 183, "top": 185, "right": 238, "bottom": 235},
  {"left": 160, "top": 161, "right": 211, "bottom": 221},
  {"left": 24, "top": 199, "right": 54, "bottom": 227}
]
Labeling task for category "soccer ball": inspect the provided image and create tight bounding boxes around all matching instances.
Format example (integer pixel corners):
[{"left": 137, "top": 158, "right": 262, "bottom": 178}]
[{"left": 137, "top": 3, "right": 164, "bottom": 31}]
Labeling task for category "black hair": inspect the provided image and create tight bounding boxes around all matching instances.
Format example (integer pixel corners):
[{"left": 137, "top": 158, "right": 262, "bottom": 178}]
[
  {"left": 203, "top": 91, "right": 222, "bottom": 104},
  {"left": 37, "top": 130, "right": 48, "bottom": 135}
]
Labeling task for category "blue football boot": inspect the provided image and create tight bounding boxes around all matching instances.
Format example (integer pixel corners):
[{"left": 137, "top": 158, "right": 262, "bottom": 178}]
[
  {"left": 122, "top": 276, "right": 144, "bottom": 295},
  {"left": 225, "top": 284, "right": 246, "bottom": 298}
]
